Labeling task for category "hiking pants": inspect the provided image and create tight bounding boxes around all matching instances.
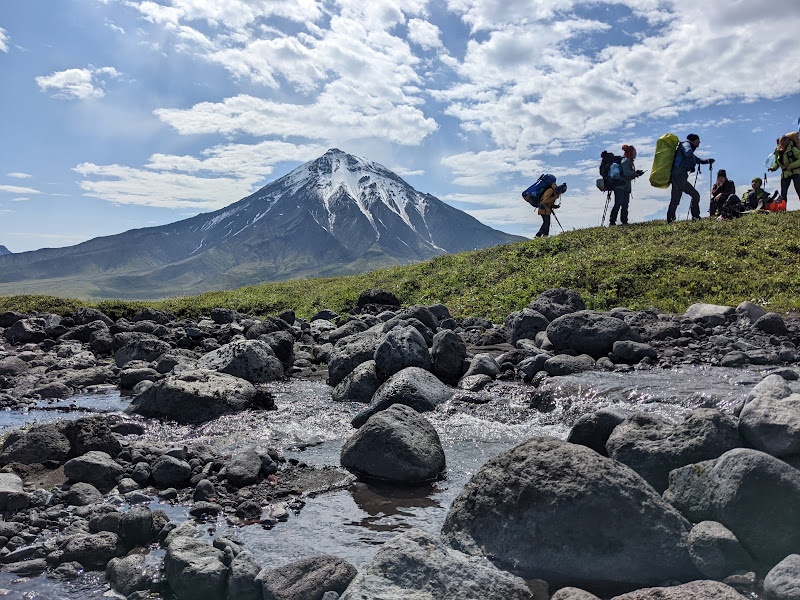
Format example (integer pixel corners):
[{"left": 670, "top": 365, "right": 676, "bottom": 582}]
[
  {"left": 668, "top": 172, "right": 701, "bottom": 222},
  {"left": 780, "top": 173, "right": 800, "bottom": 205},
  {"left": 610, "top": 188, "right": 630, "bottom": 225},
  {"left": 536, "top": 214, "right": 551, "bottom": 237}
]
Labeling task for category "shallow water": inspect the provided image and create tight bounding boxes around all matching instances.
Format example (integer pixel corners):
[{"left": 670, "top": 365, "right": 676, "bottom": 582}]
[{"left": 0, "top": 365, "right": 789, "bottom": 597}]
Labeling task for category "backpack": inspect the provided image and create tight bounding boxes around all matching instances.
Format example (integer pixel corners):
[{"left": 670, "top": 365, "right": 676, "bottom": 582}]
[
  {"left": 597, "top": 151, "right": 622, "bottom": 191},
  {"left": 522, "top": 174, "right": 556, "bottom": 208},
  {"left": 649, "top": 133, "right": 680, "bottom": 189},
  {"left": 719, "top": 194, "right": 744, "bottom": 219}
]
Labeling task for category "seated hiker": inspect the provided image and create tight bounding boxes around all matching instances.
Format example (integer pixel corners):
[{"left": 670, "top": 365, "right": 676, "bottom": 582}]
[
  {"left": 709, "top": 169, "right": 735, "bottom": 217},
  {"left": 536, "top": 182, "right": 567, "bottom": 238},
  {"left": 741, "top": 177, "right": 774, "bottom": 210},
  {"left": 718, "top": 194, "right": 745, "bottom": 220}
]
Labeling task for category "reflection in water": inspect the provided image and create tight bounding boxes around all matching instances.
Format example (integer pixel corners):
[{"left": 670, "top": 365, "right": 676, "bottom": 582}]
[{"left": 347, "top": 481, "right": 441, "bottom": 532}]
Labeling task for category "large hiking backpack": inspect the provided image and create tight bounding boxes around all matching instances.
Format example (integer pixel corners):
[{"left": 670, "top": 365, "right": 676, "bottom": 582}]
[
  {"left": 522, "top": 174, "right": 556, "bottom": 208},
  {"left": 649, "top": 133, "right": 680, "bottom": 189},
  {"left": 597, "top": 151, "right": 622, "bottom": 192}
]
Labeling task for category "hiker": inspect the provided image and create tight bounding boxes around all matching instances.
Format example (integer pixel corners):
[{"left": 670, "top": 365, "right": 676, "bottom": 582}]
[
  {"left": 768, "top": 134, "right": 800, "bottom": 206},
  {"left": 709, "top": 170, "right": 735, "bottom": 217},
  {"left": 609, "top": 144, "right": 644, "bottom": 226},
  {"left": 667, "top": 133, "right": 714, "bottom": 223},
  {"left": 535, "top": 182, "right": 567, "bottom": 238},
  {"left": 742, "top": 177, "right": 775, "bottom": 210},
  {"left": 718, "top": 194, "right": 745, "bottom": 220}
]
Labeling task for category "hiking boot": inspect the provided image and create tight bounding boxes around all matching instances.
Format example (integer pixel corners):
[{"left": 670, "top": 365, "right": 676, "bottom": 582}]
[{"left": 691, "top": 216, "right": 701, "bottom": 222}]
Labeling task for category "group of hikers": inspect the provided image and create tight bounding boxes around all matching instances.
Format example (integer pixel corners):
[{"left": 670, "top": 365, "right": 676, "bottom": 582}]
[{"left": 522, "top": 128, "right": 800, "bottom": 236}]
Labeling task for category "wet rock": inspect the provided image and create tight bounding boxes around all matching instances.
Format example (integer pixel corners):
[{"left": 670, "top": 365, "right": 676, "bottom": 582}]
[
  {"left": 609, "top": 580, "right": 745, "bottom": 599},
  {"left": 441, "top": 437, "right": 699, "bottom": 593},
  {"left": 530, "top": 288, "right": 586, "bottom": 321},
  {"left": 0, "top": 423, "right": 71, "bottom": 466},
  {"left": 739, "top": 377, "right": 800, "bottom": 457},
  {"left": 128, "top": 369, "right": 258, "bottom": 424},
  {"left": 687, "top": 520, "right": 755, "bottom": 580},
  {"left": 606, "top": 409, "right": 742, "bottom": 493},
  {"left": 331, "top": 360, "right": 380, "bottom": 403},
  {"left": 339, "top": 528, "right": 532, "bottom": 600},
  {"left": 164, "top": 524, "right": 228, "bottom": 600},
  {"left": 567, "top": 407, "right": 633, "bottom": 457},
  {"left": 151, "top": 455, "right": 192, "bottom": 489},
  {"left": 119, "top": 367, "right": 161, "bottom": 389},
  {"left": 106, "top": 553, "right": 155, "bottom": 596},
  {"left": 764, "top": 554, "right": 800, "bottom": 600},
  {"left": 547, "top": 311, "right": 641, "bottom": 358},
  {"left": 457, "top": 374, "right": 492, "bottom": 391},
  {"left": 374, "top": 325, "right": 431, "bottom": 379},
  {"left": 0, "top": 472, "right": 29, "bottom": 513},
  {"left": 544, "top": 353, "right": 597, "bottom": 375},
  {"left": 258, "top": 554, "right": 357, "bottom": 600},
  {"left": 65, "top": 482, "right": 102, "bottom": 506},
  {"left": 341, "top": 404, "right": 445, "bottom": 484},
  {"left": 352, "top": 366, "right": 454, "bottom": 428},
  {"left": 430, "top": 330, "right": 467, "bottom": 384},
  {"left": 197, "top": 339, "right": 284, "bottom": 383},
  {"left": 504, "top": 308, "right": 549, "bottom": 344},
  {"left": 119, "top": 506, "right": 155, "bottom": 548},
  {"left": 228, "top": 550, "right": 262, "bottom": 600},
  {"left": 59, "top": 531, "right": 123, "bottom": 570},
  {"left": 63, "top": 451, "right": 124, "bottom": 493}
]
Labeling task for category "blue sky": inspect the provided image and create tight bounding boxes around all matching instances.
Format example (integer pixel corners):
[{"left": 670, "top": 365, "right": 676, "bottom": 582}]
[{"left": 1, "top": 0, "right": 799, "bottom": 252}]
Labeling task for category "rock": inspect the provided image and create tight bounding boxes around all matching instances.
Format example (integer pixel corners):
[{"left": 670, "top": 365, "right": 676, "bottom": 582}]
[
  {"left": 114, "top": 337, "right": 171, "bottom": 368},
  {"left": 341, "top": 404, "right": 445, "bottom": 484},
  {"left": 664, "top": 448, "right": 800, "bottom": 567},
  {"left": 119, "top": 506, "right": 154, "bottom": 548},
  {"left": 551, "top": 589, "right": 601, "bottom": 600},
  {"left": 331, "top": 360, "right": 380, "bottom": 403},
  {"left": 736, "top": 301, "right": 767, "bottom": 323},
  {"left": 106, "top": 553, "right": 156, "bottom": 596},
  {"left": 339, "top": 528, "right": 535, "bottom": 600},
  {"left": 544, "top": 353, "right": 597, "bottom": 375},
  {"left": 687, "top": 521, "right": 755, "bottom": 580},
  {"left": 605, "top": 409, "right": 742, "bottom": 493},
  {"left": 739, "top": 388, "right": 800, "bottom": 457},
  {"left": 567, "top": 407, "right": 633, "bottom": 457},
  {"left": 128, "top": 369, "right": 258, "bottom": 424},
  {"left": 63, "top": 451, "right": 124, "bottom": 492},
  {"left": 151, "top": 455, "right": 192, "bottom": 489},
  {"left": 462, "top": 353, "right": 500, "bottom": 379},
  {"left": 357, "top": 289, "right": 400, "bottom": 311},
  {"left": 351, "top": 366, "right": 454, "bottom": 428},
  {"left": 684, "top": 303, "right": 735, "bottom": 327},
  {"left": 0, "top": 356, "right": 29, "bottom": 376},
  {"left": 609, "top": 580, "right": 745, "bottom": 599},
  {"left": 197, "top": 339, "right": 284, "bottom": 383},
  {"left": 3, "top": 318, "right": 48, "bottom": 344},
  {"left": 228, "top": 550, "right": 262, "bottom": 600},
  {"left": 764, "top": 554, "right": 800, "bottom": 600},
  {"left": 530, "top": 288, "right": 586, "bottom": 321},
  {"left": 440, "top": 437, "right": 699, "bottom": 593},
  {"left": 119, "top": 367, "right": 161, "bottom": 389},
  {"left": 504, "top": 308, "right": 549, "bottom": 344},
  {"left": 430, "top": 330, "right": 467, "bottom": 384},
  {"left": 258, "top": 555, "right": 357, "bottom": 600},
  {"left": 374, "top": 325, "right": 431, "bottom": 378},
  {"left": 754, "top": 312, "right": 789, "bottom": 336},
  {"left": 612, "top": 340, "right": 658, "bottom": 363},
  {"left": 164, "top": 525, "right": 228, "bottom": 600},
  {"left": 0, "top": 472, "right": 29, "bottom": 513},
  {"left": 225, "top": 450, "right": 263, "bottom": 488},
  {"left": 65, "top": 416, "right": 122, "bottom": 457},
  {"left": 60, "top": 531, "right": 123, "bottom": 570},
  {"left": 546, "top": 311, "right": 641, "bottom": 358},
  {"left": 65, "top": 482, "right": 102, "bottom": 506},
  {"left": 327, "top": 329, "right": 383, "bottom": 387}
]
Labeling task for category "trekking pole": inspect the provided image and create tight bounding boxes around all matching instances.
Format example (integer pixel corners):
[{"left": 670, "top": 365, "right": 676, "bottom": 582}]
[
  {"left": 552, "top": 210, "right": 564, "bottom": 232},
  {"left": 601, "top": 191, "right": 610, "bottom": 226}
]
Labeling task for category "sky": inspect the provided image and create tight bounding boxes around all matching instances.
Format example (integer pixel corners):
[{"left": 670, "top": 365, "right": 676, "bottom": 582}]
[{"left": 1, "top": 0, "right": 800, "bottom": 253}]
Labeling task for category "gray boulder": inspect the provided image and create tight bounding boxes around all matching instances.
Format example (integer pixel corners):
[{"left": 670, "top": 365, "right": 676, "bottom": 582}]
[
  {"left": 684, "top": 303, "right": 735, "bottom": 326},
  {"left": 351, "top": 366, "right": 454, "bottom": 428},
  {"left": 258, "top": 554, "right": 357, "bottom": 600},
  {"left": 197, "top": 339, "right": 283, "bottom": 383},
  {"left": 430, "top": 330, "right": 467, "bottom": 384},
  {"left": 59, "top": 531, "right": 123, "bottom": 570},
  {"left": 530, "top": 287, "right": 586, "bottom": 321},
  {"left": 114, "top": 337, "right": 171, "bottom": 368},
  {"left": 228, "top": 550, "right": 262, "bottom": 600},
  {"left": 551, "top": 589, "right": 601, "bottom": 600},
  {"left": 609, "top": 580, "right": 745, "bottom": 599},
  {"left": 664, "top": 448, "right": 800, "bottom": 567},
  {"left": 331, "top": 360, "right": 380, "bottom": 403},
  {"left": 612, "top": 340, "right": 658, "bottom": 363},
  {"left": 736, "top": 301, "right": 767, "bottom": 323},
  {"left": 462, "top": 353, "right": 500, "bottom": 379},
  {"left": 3, "top": 318, "right": 48, "bottom": 344},
  {"left": 340, "top": 528, "right": 531, "bottom": 600},
  {"left": 341, "top": 404, "right": 445, "bottom": 484},
  {"left": 63, "top": 451, "right": 124, "bottom": 492},
  {"left": 0, "top": 356, "right": 29, "bottom": 376},
  {"left": 754, "top": 312, "right": 789, "bottom": 336},
  {"left": 764, "top": 554, "right": 800, "bottom": 600},
  {"left": 687, "top": 520, "right": 755, "bottom": 580},
  {"left": 544, "top": 353, "right": 597, "bottom": 375},
  {"left": 0, "top": 472, "right": 29, "bottom": 512},
  {"left": 606, "top": 409, "right": 742, "bottom": 493},
  {"left": 151, "top": 455, "right": 192, "bottom": 489},
  {"left": 224, "top": 450, "right": 263, "bottom": 488},
  {"left": 164, "top": 524, "right": 228, "bottom": 600},
  {"left": 504, "top": 308, "right": 549, "bottom": 344},
  {"left": 546, "top": 310, "right": 641, "bottom": 358},
  {"left": 739, "top": 381, "right": 800, "bottom": 457},
  {"left": 65, "top": 481, "right": 103, "bottom": 506},
  {"left": 567, "top": 407, "right": 633, "bottom": 457},
  {"left": 128, "top": 369, "right": 257, "bottom": 423},
  {"left": 441, "top": 437, "right": 699, "bottom": 592},
  {"left": 327, "top": 329, "right": 383, "bottom": 387},
  {"left": 106, "top": 553, "right": 159, "bottom": 596},
  {"left": 374, "top": 325, "right": 431, "bottom": 378}
]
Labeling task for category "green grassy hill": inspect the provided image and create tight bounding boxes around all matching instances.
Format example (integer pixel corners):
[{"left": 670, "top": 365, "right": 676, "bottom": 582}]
[{"left": 2, "top": 213, "right": 799, "bottom": 322}]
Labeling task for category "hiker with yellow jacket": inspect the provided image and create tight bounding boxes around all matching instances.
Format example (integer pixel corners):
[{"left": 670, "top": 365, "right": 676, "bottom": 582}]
[
  {"left": 769, "top": 134, "right": 800, "bottom": 207},
  {"left": 535, "top": 182, "right": 567, "bottom": 238}
]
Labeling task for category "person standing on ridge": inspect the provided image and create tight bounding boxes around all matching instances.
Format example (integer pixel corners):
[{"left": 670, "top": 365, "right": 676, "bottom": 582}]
[
  {"left": 709, "top": 169, "right": 735, "bottom": 217},
  {"left": 769, "top": 134, "right": 800, "bottom": 207},
  {"left": 535, "top": 182, "right": 567, "bottom": 238},
  {"left": 609, "top": 144, "right": 644, "bottom": 226},
  {"left": 667, "top": 133, "right": 714, "bottom": 223}
]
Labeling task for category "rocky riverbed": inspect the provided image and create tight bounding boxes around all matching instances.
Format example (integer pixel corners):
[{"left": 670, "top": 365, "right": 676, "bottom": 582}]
[{"left": 1, "top": 288, "right": 800, "bottom": 599}]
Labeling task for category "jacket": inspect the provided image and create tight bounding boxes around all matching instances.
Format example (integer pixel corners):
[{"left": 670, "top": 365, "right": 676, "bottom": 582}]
[
  {"left": 537, "top": 185, "right": 560, "bottom": 216},
  {"left": 711, "top": 179, "right": 736, "bottom": 199},
  {"left": 671, "top": 140, "right": 710, "bottom": 177},
  {"left": 742, "top": 188, "right": 769, "bottom": 210},
  {"left": 616, "top": 157, "right": 637, "bottom": 193},
  {"left": 776, "top": 143, "right": 800, "bottom": 178}
]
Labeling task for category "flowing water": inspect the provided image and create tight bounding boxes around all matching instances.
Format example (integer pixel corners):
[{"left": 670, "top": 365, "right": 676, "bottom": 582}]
[{"left": 0, "top": 365, "right": 787, "bottom": 598}]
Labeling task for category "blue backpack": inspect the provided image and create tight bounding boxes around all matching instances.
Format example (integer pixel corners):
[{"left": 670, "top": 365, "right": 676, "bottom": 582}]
[{"left": 522, "top": 174, "right": 557, "bottom": 208}]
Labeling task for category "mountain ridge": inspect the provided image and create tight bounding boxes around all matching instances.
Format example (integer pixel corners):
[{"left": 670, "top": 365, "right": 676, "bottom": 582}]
[{"left": 0, "top": 149, "right": 523, "bottom": 299}]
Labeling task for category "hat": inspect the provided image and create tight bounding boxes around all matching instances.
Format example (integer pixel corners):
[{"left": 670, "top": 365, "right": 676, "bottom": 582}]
[
  {"left": 687, "top": 133, "right": 700, "bottom": 142},
  {"left": 752, "top": 177, "right": 762, "bottom": 185},
  {"left": 717, "top": 169, "right": 727, "bottom": 177},
  {"left": 556, "top": 182, "right": 568, "bottom": 194}
]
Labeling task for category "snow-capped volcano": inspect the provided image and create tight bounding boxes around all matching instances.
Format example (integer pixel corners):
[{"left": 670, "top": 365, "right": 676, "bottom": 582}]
[{"left": 0, "top": 149, "right": 523, "bottom": 299}]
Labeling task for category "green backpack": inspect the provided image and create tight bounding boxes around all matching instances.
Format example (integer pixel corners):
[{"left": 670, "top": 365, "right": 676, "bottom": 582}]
[{"left": 649, "top": 133, "right": 679, "bottom": 189}]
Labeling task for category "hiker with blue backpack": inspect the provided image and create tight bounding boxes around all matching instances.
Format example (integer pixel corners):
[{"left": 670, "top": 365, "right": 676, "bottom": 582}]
[
  {"left": 667, "top": 133, "right": 714, "bottom": 223},
  {"left": 608, "top": 144, "right": 645, "bottom": 226},
  {"left": 522, "top": 175, "right": 567, "bottom": 238}
]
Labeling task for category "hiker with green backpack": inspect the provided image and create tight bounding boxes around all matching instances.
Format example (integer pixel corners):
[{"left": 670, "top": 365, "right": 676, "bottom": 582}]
[
  {"left": 768, "top": 133, "right": 800, "bottom": 207},
  {"left": 666, "top": 133, "right": 714, "bottom": 223}
]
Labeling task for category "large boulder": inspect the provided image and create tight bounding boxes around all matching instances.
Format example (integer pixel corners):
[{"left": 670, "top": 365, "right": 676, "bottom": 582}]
[
  {"left": 341, "top": 404, "right": 445, "bottom": 484},
  {"left": 530, "top": 288, "right": 586, "bottom": 321},
  {"left": 339, "top": 528, "right": 532, "bottom": 600},
  {"left": 738, "top": 375, "right": 800, "bottom": 457},
  {"left": 59, "top": 531, "right": 124, "bottom": 570},
  {"left": 0, "top": 472, "right": 29, "bottom": 513},
  {"left": 351, "top": 366, "right": 454, "bottom": 428},
  {"left": 331, "top": 360, "right": 380, "bottom": 403},
  {"left": 0, "top": 423, "right": 71, "bottom": 466},
  {"left": 430, "top": 330, "right": 467, "bottom": 384},
  {"left": 764, "top": 554, "right": 800, "bottom": 600},
  {"left": 683, "top": 303, "right": 734, "bottom": 327},
  {"left": 327, "top": 329, "right": 383, "bottom": 387},
  {"left": 567, "top": 407, "right": 633, "bottom": 457},
  {"left": 127, "top": 369, "right": 258, "bottom": 424},
  {"left": 114, "top": 337, "right": 171, "bottom": 368},
  {"left": 687, "top": 520, "right": 755, "bottom": 580},
  {"left": 609, "top": 580, "right": 746, "bottom": 599},
  {"left": 373, "top": 325, "right": 431, "bottom": 379},
  {"left": 664, "top": 448, "right": 800, "bottom": 567},
  {"left": 546, "top": 310, "right": 641, "bottom": 358},
  {"left": 504, "top": 308, "right": 549, "bottom": 344},
  {"left": 440, "top": 437, "right": 699, "bottom": 593},
  {"left": 605, "top": 409, "right": 742, "bottom": 493},
  {"left": 164, "top": 525, "right": 228, "bottom": 600},
  {"left": 197, "top": 339, "right": 283, "bottom": 383},
  {"left": 63, "top": 451, "right": 125, "bottom": 492},
  {"left": 258, "top": 554, "right": 357, "bottom": 600}
]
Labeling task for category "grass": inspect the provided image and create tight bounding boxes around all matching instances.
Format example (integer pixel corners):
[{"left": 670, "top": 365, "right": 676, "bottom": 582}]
[{"left": 1, "top": 212, "right": 799, "bottom": 322}]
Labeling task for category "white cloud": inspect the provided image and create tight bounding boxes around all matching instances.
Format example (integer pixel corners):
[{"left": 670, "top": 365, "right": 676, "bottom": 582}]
[
  {"left": 0, "top": 184, "right": 41, "bottom": 194},
  {"left": 35, "top": 66, "right": 121, "bottom": 100},
  {"left": 407, "top": 18, "right": 443, "bottom": 51},
  {"left": 7, "top": 172, "right": 31, "bottom": 179},
  {"left": 132, "top": 0, "right": 324, "bottom": 29},
  {"left": 0, "top": 27, "right": 9, "bottom": 53}
]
